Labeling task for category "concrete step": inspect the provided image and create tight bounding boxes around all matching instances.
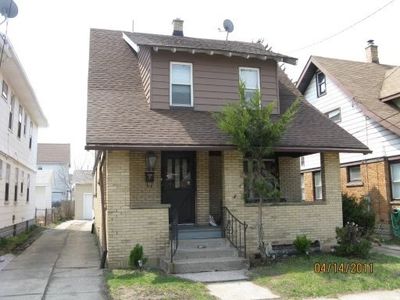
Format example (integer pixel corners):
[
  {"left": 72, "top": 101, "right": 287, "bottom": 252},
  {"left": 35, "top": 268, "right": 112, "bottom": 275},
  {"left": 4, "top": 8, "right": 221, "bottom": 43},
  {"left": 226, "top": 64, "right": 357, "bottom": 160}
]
[
  {"left": 171, "top": 256, "right": 249, "bottom": 274},
  {"left": 178, "top": 238, "right": 229, "bottom": 249},
  {"left": 174, "top": 247, "right": 237, "bottom": 260},
  {"left": 178, "top": 226, "right": 223, "bottom": 240}
]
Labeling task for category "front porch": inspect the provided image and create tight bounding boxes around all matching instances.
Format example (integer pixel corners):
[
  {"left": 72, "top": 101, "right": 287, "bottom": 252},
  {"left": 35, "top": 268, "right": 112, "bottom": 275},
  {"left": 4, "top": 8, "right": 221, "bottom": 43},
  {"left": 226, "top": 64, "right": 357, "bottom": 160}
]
[{"left": 100, "top": 150, "right": 342, "bottom": 269}]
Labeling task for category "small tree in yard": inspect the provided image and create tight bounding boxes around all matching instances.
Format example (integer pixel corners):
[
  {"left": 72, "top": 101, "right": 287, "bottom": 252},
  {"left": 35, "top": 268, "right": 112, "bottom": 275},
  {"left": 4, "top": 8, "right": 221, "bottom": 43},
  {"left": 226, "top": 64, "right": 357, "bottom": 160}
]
[{"left": 215, "top": 82, "right": 299, "bottom": 260}]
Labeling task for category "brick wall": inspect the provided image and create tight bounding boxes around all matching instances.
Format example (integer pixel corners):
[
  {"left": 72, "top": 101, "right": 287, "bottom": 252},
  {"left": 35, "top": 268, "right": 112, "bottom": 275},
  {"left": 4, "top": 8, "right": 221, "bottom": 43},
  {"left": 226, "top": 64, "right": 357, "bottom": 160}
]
[
  {"left": 278, "top": 157, "right": 301, "bottom": 202},
  {"left": 222, "top": 150, "right": 342, "bottom": 255},
  {"left": 209, "top": 153, "right": 223, "bottom": 223},
  {"left": 105, "top": 151, "right": 169, "bottom": 268},
  {"left": 196, "top": 151, "right": 209, "bottom": 225}
]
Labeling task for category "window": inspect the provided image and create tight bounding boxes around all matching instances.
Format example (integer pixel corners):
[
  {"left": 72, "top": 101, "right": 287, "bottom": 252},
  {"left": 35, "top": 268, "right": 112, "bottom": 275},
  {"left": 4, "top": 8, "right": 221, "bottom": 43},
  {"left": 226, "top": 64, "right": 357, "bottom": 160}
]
[
  {"left": 8, "top": 95, "right": 15, "bottom": 130},
  {"left": 300, "top": 156, "right": 305, "bottom": 167},
  {"left": 170, "top": 62, "right": 193, "bottom": 107},
  {"left": 29, "top": 121, "right": 33, "bottom": 149},
  {"left": 313, "top": 171, "right": 322, "bottom": 200},
  {"left": 26, "top": 173, "right": 30, "bottom": 202},
  {"left": 5, "top": 164, "right": 10, "bottom": 202},
  {"left": 326, "top": 108, "right": 341, "bottom": 123},
  {"left": 23, "top": 113, "right": 28, "bottom": 136},
  {"left": 301, "top": 173, "right": 305, "bottom": 200},
  {"left": 14, "top": 167, "right": 18, "bottom": 202},
  {"left": 2, "top": 80, "right": 8, "bottom": 100},
  {"left": 390, "top": 162, "right": 400, "bottom": 200},
  {"left": 20, "top": 170, "right": 24, "bottom": 194},
  {"left": 316, "top": 71, "right": 326, "bottom": 97},
  {"left": 239, "top": 67, "right": 260, "bottom": 101},
  {"left": 243, "top": 158, "right": 279, "bottom": 202},
  {"left": 17, "top": 105, "right": 22, "bottom": 138},
  {"left": 348, "top": 165, "right": 361, "bottom": 182}
]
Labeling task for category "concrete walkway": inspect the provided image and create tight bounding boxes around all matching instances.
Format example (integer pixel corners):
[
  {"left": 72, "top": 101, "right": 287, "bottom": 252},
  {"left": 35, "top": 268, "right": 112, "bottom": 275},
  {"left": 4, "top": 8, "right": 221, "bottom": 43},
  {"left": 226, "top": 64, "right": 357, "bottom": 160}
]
[
  {"left": 0, "top": 220, "right": 107, "bottom": 300},
  {"left": 372, "top": 244, "right": 400, "bottom": 258}
]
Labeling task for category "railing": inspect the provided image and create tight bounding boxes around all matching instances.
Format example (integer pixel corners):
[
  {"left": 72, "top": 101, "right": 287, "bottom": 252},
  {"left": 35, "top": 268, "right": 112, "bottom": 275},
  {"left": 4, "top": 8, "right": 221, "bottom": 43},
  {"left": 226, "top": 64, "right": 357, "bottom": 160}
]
[
  {"left": 222, "top": 206, "right": 248, "bottom": 258},
  {"left": 170, "top": 209, "right": 179, "bottom": 263}
]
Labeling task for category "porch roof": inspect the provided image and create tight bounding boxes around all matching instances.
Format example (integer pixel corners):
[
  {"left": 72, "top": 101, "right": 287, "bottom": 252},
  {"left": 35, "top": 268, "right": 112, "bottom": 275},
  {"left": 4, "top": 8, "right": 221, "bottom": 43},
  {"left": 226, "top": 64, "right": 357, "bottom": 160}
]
[{"left": 86, "top": 29, "right": 370, "bottom": 155}]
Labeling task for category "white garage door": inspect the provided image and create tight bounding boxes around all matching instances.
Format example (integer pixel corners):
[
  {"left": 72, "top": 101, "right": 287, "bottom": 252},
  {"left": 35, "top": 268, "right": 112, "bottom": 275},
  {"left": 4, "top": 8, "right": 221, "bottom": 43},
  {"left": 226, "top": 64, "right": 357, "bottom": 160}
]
[{"left": 83, "top": 193, "right": 94, "bottom": 220}]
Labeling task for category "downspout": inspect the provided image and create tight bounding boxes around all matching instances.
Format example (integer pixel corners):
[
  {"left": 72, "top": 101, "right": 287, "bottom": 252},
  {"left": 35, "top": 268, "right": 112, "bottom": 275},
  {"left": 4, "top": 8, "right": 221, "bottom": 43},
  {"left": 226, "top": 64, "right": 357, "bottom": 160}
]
[{"left": 99, "top": 151, "right": 108, "bottom": 268}]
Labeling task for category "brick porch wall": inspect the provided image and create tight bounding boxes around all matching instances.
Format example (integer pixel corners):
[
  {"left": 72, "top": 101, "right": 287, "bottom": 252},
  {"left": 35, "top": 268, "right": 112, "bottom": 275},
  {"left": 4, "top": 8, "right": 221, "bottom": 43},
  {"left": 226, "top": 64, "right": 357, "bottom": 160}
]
[
  {"left": 222, "top": 150, "right": 342, "bottom": 255},
  {"left": 105, "top": 151, "right": 169, "bottom": 268},
  {"left": 279, "top": 156, "right": 302, "bottom": 202},
  {"left": 196, "top": 151, "right": 210, "bottom": 225}
]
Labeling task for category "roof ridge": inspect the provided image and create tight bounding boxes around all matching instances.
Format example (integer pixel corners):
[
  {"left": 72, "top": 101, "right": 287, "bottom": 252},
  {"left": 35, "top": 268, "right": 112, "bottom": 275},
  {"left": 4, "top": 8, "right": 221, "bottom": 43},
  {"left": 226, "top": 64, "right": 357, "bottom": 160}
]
[{"left": 311, "top": 55, "right": 396, "bottom": 68}]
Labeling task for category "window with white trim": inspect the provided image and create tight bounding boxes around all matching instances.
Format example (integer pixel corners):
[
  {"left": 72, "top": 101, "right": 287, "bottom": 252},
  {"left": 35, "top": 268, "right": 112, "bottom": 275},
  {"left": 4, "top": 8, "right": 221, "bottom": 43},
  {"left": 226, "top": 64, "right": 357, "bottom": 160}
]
[
  {"left": 316, "top": 71, "right": 326, "bottom": 97},
  {"left": 20, "top": 170, "right": 24, "bottom": 194},
  {"left": 313, "top": 171, "right": 322, "bottom": 200},
  {"left": 29, "top": 121, "right": 33, "bottom": 149},
  {"left": 390, "top": 162, "right": 400, "bottom": 200},
  {"left": 5, "top": 164, "right": 10, "bottom": 202},
  {"left": 239, "top": 67, "right": 260, "bottom": 101},
  {"left": 326, "top": 108, "right": 341, "bottom": 123},
  {"left": 2, "top": 80, "right": 8, "bottom": 100},
  {"left": 14, "top": 167, "right": 18, "bottom": 202},
  {"left": 301, "top": 173, "right": 305, "bottom": 200},
  {"left": 8, "top": 95, "right": 15, "bottom": 130},
  {"left": 26, "top": 173, "right": 30, "bottom": 202},
  {"left": 348, "top": 165, "right": 361, "bottom": 182},
  {"left": 17, "top": 105, "right": 23, "bottom": 138},
  {"left": 23, "top": 113, "right": 27, "bottom": 136},
  {"left": 170, "top": 62, "right": 193, "bottom": 107}
]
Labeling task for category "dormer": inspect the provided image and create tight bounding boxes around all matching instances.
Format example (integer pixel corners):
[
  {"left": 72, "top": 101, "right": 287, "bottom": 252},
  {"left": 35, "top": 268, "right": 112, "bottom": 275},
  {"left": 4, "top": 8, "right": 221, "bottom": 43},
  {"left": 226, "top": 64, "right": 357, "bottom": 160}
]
[{"left": 122, "top": 19, "right": 296, "bottom": 113}]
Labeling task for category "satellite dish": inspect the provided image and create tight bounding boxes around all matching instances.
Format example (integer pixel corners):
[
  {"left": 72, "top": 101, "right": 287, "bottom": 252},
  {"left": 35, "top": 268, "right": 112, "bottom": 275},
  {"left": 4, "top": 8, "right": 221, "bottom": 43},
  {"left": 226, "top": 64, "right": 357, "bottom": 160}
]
[
  {"left": 223, "top": 19, "right": 234, "bottom": 33},
  {"left": 0, "top": 0, "right": 18, "bottom": 19}
]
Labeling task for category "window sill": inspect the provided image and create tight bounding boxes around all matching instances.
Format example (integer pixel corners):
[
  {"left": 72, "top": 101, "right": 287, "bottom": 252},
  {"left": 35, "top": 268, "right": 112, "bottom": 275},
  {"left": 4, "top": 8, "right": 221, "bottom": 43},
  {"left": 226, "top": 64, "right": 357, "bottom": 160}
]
[
  {"left": 346, "top": 181, "right": 363, "bottom": 187},
  {"left": 245, "top": 200, "right": 326, "bottom": 207},
  {"left": 169, "top": 105, "right": 194, "bottom": 110},
  {"left": 390, "top": 200, "right": 400, "bottom": 205}
]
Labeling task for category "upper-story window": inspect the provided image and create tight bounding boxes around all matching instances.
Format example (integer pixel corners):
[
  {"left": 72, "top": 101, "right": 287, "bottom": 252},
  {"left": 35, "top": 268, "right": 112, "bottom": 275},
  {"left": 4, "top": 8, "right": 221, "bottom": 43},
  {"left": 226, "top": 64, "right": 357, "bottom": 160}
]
[
  {"left": 239, "top": 67, "right": 260, "bottom": 101},
  {"left": 8, "top": 95, "right": 15, "bottom": 131},
  {"left": 316, "top": 71, "right": 326, "bottom": 97},
  {"left": 326, "top": 108, "right": 341, "bottom": 123},
  {"left": 2, "top": 80, "right": 8, "bottom": 100},
  {"left": 23, "top": 113, "right": 28, "bottom": 136},
  {"left": 170, "top": 62, "right": 193, "bottom": 107},
  {"left": 17, "top": 105, "right": 23, "bottom": 138}
]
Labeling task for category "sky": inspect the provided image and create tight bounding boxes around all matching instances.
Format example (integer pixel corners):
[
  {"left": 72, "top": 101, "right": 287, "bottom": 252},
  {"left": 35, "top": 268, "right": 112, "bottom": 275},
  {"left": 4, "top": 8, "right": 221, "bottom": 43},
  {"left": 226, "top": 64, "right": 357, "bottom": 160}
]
[{"left": 3, "top": 0, "right": 400, "bottom": 171}]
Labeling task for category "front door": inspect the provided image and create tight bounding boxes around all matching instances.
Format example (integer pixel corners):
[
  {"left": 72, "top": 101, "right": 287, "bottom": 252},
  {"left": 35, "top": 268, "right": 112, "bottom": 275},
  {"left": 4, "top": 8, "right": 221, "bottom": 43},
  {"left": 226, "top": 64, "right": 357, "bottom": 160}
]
[{"left": 161, "top": 152, "right": 196, "bottom": 224}]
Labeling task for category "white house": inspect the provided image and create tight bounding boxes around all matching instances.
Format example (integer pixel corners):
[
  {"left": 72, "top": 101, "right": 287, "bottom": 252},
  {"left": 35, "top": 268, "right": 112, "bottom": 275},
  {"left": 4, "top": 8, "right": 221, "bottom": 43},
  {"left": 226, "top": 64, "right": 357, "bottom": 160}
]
[
  {"left": 36, "top": 143, "right": 71, "bottom": 204},
  {"left": 0, "top": 35, "right": 47, "bottom": 237},
  {"left": 34, "top": 169, "right": 53, "bottom": 216},
  {"left": 297, "top": 41, "right": 400, "bottom": 235}
]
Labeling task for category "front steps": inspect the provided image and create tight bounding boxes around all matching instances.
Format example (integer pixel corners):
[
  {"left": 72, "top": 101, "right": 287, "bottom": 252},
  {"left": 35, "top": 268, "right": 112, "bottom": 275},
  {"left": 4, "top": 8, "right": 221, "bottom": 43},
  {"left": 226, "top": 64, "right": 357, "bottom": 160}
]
[{"left": 160, "top": 234, "right": 249, "bottom": 274}]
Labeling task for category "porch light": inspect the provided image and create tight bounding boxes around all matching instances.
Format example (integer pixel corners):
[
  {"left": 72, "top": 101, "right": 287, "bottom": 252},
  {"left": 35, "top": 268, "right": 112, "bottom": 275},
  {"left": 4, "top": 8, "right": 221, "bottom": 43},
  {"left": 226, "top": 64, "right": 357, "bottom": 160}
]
[{"left": 145, "top": 151, "right": 157, "bottom": 186}]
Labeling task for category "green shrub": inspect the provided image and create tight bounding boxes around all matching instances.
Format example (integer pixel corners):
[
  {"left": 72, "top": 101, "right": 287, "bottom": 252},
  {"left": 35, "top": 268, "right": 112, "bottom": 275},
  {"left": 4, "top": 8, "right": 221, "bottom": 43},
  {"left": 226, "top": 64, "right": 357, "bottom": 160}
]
[
  {"left": 293, "top": 235, "right": 312, "bottom": 255},
  {"left": 342, "top": 193, "right": 375, "bottom": 235},
  {"left": 128, "top": 244, "right": 147, "bottom": 269},
  {"left": 335, "top": 222, "right": 372, "bottom": 258}
]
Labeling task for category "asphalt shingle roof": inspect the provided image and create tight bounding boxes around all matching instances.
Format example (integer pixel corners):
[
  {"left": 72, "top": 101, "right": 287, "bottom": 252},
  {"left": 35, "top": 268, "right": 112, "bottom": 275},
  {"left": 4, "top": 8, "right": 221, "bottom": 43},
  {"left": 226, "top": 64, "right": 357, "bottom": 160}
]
[{"left": 86, "top": 29, "right": 369, "bottom": 154}]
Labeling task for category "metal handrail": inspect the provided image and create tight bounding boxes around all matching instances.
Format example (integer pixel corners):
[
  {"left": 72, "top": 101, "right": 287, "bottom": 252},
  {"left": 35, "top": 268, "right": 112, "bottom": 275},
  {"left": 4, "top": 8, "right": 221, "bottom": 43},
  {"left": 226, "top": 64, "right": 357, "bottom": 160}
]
[
  {"left": 170, "top": 209, "right": 179, "bottom": 263},
  {"left": 222, "top": 206, "right": 248, "bottom": 258}
]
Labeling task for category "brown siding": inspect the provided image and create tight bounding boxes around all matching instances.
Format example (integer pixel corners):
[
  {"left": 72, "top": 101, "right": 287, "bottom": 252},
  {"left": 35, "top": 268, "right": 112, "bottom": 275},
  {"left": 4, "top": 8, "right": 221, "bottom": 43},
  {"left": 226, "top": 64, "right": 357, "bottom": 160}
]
[
  {"left": 150, "top": 50, "right": 279, "bottom": 112},
  {"left": 137, "top": 46, "right": 152, "bottom": 103}
]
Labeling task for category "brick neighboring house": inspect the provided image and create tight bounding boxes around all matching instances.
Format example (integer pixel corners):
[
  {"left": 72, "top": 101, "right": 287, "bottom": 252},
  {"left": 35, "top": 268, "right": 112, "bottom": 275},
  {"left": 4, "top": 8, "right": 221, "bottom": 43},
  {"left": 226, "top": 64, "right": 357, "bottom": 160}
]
[
  {"left": 0, "top": 35, "right": 47, "bottom": 237},
  {"left": 86, "top": 20, "right": 369, "bottom": 271},
  {"left": 297, "top": 41, "right": 400, "bottom": 236}
]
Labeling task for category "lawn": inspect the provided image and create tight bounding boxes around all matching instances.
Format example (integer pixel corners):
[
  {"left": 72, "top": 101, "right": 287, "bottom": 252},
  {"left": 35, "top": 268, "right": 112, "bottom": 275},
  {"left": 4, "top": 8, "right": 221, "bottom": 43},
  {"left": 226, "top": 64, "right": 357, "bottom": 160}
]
[
  {"left": 250, "top": 253, "right": 400, "bottom": 299},
  {"left": 0, "top": 225, "right": 43, "bottom": 255},
  {"left": 106, "top": 269, "right": 215, "bottom": 300}
]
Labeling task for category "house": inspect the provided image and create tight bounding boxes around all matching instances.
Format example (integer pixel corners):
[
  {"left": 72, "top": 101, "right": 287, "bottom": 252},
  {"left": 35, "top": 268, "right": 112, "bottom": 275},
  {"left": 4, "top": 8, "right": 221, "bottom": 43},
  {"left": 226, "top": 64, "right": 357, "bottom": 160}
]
[
  {"left": 37, "top": 143, "right": 71, "bottom": 203},
  {"left": 297, "top": 41, "right": 400, "bottom": 236},
  {"left": 86, "top": 20, "right": 369, "bottom": 271},
  {"left": 72, "top": 170, "right": 93, "bottom": 220},
  {"left": 0, "top": 35, "right": 47, "bottom": 237},
  {"left": 34, "top": 169, "right": 54, "bottom": 216}
]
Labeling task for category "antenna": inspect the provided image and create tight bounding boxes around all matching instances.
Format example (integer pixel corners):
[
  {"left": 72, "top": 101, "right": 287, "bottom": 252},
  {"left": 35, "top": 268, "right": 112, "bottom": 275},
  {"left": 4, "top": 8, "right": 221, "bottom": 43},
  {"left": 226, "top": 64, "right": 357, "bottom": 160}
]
[
  {"left": 222, "top": 19, "right": 234, "bottom": 41},
  {"left": 0, "top": 0, "right": 17, "bottom": 20}
]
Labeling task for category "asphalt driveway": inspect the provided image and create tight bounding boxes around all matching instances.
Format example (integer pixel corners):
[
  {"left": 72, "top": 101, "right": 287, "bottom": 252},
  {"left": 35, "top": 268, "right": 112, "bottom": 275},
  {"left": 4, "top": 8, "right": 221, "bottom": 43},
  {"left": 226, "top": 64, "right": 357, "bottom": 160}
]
[{"left": 0, "top": 220, "right": 107, "bottom": 300}]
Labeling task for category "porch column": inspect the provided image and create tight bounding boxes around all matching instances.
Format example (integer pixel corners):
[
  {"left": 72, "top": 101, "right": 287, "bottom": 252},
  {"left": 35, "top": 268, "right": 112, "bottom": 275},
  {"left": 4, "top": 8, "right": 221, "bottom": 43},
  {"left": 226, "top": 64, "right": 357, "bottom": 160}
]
[
  {"left": 106, "top": 151, "right": 130, "bottom": 210},
  {"left": 321, "top": 152, "right": 342, "bottom": 211},
  {"left": 196, "top": 151, "right": 209, "bottom": 225},
  {"left": 222, "top": 150, "right": 244, "bottom": 212}
]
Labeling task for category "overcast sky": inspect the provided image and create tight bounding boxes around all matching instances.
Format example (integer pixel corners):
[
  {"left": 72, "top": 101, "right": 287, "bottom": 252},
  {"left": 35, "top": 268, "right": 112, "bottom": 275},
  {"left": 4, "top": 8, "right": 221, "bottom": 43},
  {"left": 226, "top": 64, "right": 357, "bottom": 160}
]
[{"left": 4, "top": 0, "right": 400, "bottom": 171}]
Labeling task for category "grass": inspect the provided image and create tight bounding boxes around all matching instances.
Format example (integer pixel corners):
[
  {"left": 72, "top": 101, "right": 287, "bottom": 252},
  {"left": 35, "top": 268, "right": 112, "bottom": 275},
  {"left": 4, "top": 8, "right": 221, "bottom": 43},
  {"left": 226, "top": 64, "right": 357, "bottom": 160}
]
[
  {"left": 250, "top": 253, "right": 400, "bottom": 299},
  {"left": 106, "top": 269, "right": 215, "bottom": 300},
  {"left": 0, "top": 225, "right": 44, "bottom": 255}
]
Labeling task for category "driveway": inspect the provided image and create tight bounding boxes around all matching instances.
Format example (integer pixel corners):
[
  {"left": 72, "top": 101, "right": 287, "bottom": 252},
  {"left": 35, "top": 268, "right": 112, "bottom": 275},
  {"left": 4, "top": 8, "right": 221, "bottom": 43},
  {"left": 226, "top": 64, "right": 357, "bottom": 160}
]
[{"left": 0, "top": 220, "right": 107, "bottom": 300}]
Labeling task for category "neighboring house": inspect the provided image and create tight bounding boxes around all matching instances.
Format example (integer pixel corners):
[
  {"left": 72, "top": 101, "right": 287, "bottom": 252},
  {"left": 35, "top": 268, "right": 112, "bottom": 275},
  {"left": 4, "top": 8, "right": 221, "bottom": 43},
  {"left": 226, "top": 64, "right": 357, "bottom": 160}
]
[
  {"left": 37, "top": 143, "right": 71, "bottom": 204},
  {"left": 297, "top": 41, "right": 400, "bottom": 236},
  {"left": 72, "top": 170, "right": 93, "bottom": 220},
  {"left": 34, "top": 169, "right": 54, "bottom": 216},
  {"left": 86, "top": 20, "right": 369, "bottom": 271},
  {"left": 0, "top": 35, "right": 47, "bottom": 237}
]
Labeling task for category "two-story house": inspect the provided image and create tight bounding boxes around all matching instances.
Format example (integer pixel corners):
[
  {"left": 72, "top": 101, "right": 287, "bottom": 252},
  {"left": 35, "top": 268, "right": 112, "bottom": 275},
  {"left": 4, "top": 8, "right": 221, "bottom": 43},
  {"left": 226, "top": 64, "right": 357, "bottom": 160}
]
[
  {"left": 0, "top": 35, "right": 47, "bottom": 237},
  {"left": 36, "top": 143, "right": 71, "bottom": 204},
  {"left": 86, "top": 20, "right": 369, "bottom": 271},
  {"left": 297, "top": 41, "right": 400, "bottom": 237}
]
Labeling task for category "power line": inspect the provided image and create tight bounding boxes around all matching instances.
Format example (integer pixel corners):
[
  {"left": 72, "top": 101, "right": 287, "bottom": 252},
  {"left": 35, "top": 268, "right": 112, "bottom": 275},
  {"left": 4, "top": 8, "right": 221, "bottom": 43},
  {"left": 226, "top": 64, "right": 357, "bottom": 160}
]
[{"left": 289, "top": 0, "right": 396, "bottom": 53}]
